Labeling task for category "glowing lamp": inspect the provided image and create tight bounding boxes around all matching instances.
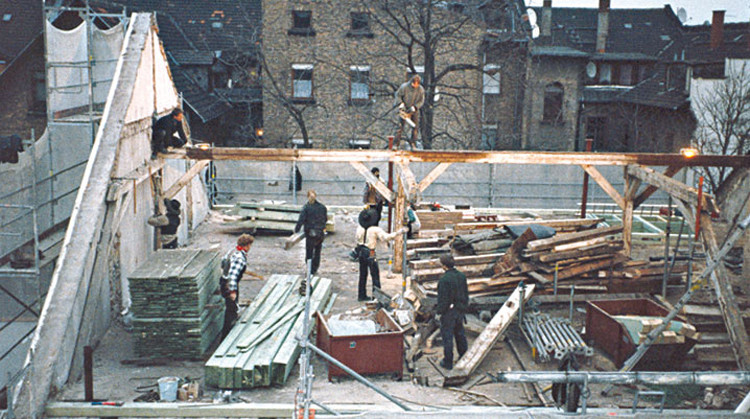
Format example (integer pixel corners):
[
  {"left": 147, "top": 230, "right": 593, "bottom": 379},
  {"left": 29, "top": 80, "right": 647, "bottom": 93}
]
[{"left": 680, "top": 147, "right": 699, "bottom": 158}]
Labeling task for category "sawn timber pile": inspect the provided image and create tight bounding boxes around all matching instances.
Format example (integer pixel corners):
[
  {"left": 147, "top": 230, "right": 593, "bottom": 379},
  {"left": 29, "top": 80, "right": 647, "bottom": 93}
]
[
  {"left": 128, "top": 249, "right": 224, "bottom": 359},
  {"left": 205, "top": 274, "right": 333, "bottom": 389},
  {"left": 220, "top": 202, "right": 335, "bottom": 233}
]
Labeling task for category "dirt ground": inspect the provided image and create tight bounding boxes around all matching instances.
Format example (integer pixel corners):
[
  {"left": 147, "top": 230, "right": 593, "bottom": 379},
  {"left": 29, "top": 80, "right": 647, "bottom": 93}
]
[{"left": 55, "top": 209, "right": 742, "bottom": 413}]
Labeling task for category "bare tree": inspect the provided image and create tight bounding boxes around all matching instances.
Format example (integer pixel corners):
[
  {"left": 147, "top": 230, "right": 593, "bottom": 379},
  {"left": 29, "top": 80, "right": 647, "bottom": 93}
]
[{"left": 692, "top": 61, "right": 750, "bottom": 193}]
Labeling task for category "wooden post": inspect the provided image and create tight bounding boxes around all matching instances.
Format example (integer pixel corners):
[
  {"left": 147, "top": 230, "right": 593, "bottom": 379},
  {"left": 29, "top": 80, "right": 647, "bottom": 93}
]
[
  {"left": 580, "top": 138, "right": 593, "bottom": 218},
  {"left": 392, "top": 178, "right": 406, "bottom": 273},
  {"left": 83, "top": 346, "right": 93, "bottom": 402},
  {"left": 622, "top": 171, "right": 641, "bottom": 257}
]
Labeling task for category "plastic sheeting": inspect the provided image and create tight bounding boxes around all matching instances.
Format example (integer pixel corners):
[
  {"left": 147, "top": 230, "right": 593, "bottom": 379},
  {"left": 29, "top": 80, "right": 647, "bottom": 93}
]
[{"left": 45, "top": 20, "right": 126, "bottom": 114}]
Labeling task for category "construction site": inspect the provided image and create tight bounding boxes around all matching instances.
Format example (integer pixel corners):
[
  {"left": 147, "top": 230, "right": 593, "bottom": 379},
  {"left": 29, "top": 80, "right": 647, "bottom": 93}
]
[{"left": 1, "top": 3, "right": 750, "bottom": 419}]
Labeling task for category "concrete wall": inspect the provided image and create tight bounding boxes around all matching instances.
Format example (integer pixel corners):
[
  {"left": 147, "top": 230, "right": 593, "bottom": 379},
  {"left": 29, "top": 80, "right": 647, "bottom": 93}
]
[{"left": 211, "top": 160, "right": 673, "bottom": 209}]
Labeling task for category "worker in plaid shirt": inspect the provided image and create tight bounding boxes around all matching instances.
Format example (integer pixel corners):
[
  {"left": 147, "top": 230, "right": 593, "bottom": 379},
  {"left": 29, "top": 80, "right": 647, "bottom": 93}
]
[{"left": 220, "top": 234, "right": 254, "bottom": 339}]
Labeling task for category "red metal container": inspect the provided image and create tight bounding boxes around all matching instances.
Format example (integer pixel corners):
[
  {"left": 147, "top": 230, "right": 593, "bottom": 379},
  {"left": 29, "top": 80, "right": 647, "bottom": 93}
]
[
  {"left": 585, "top": 298, "right": 697, "bottom": 370},
  {"left": 316, "top": 309, "right": 404, "bottom": 381}
]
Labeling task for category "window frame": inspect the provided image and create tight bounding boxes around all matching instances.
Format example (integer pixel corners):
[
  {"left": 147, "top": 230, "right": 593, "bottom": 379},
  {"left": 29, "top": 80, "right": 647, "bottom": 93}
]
[
  {"left": 347, "top": 12, "right": 373, "bottom": 38},
  {"left": 349, "top": 65, "right": 371, "bottom": 105},
  {"left": 483, "top": 64, "right": 501, "bottom": 95},
  {"left": 289, "top": 10, "right": 315, "bottom": 36},
  {"left": 542, "top": 82, "right": 564, "bottom": 125},
  {"left": 291, "top": 64, "right": 314, "bottom": 103}
]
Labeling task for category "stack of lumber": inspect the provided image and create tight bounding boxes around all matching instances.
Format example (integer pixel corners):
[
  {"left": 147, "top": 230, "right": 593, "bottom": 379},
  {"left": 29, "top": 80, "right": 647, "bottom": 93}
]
[
  {"left": 205, "top": 274, "right": 333, "bottom": 389},
  {"left": 129, "top": 249, "right": 223, "bottom": 359},
  {"left": 415, "top": 210, "right": 473, "bottom": 231},
  {"left": 411, "top": 253, "right": 522, "bottom": 298},
  {"left": 221, "top": 202, "right": 335, "bottom": 233}
]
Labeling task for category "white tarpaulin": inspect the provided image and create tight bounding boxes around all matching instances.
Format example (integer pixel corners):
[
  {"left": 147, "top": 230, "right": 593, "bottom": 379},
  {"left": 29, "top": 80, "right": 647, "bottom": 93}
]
[{"left": 92, "top": 22, "right": 126, "bottom": 104}]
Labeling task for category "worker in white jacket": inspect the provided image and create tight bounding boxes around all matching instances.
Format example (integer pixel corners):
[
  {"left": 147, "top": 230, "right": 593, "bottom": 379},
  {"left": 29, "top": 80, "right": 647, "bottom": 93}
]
[{"left": 355, "top": 208, "right": 406, "bottom": 301}]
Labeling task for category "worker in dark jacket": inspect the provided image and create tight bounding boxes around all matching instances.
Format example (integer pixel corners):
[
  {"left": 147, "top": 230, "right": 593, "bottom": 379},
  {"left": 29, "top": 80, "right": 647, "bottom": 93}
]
[
  {"left": 436, "top": 254, "right": 469, "bottom": 370},
  {"left": 152, "top": 108, "right": 188, "bottom": 157},
  {"left": 160, "top": 199, "right": 181, "bottom": 249},
  {"left": 295, "top": 190, "right": 328, "bottom": 276}
]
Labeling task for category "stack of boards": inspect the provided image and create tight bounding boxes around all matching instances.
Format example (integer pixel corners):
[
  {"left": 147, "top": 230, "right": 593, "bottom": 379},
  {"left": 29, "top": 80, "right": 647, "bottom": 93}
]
[
  {"left": 222, "top": 202, "right": 335, "bottom": 233},
  {"left": 129, "top": 249, "right": 223, "bottom": 359},
  {"left": 205, "top": 274, "right": 333, "bottom": 388}
]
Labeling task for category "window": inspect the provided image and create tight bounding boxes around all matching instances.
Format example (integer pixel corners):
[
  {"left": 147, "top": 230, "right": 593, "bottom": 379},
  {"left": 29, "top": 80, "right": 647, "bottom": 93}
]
[
  {"left": 351, "top": 12, "right": 370, "bottom": 32},
  {"left": 483, "top": 64, "right": 500, "bottom": 94},
  {"left": 2, "top": 14, "right": 11, "bottom": 22},
  {"left": 599, "top": 63, "right": 612, "bottom": 84},
  {"left": 406, "top": 65, "right": 424, "bottom": 81},
  {"left": 289, "top": 10, "right": 314, "bottom": 36},
  {"left": 349, "top": 65, "right": 370, "bottom": 103},
  {"left": 33, "top": 71, "right": 46, "bottom": 112},
  {"left": 292, "top": 64, "right": 313, "bottom": 101},
  {"left": 542, "top": 82, "right": 563, "bottom": 124},
  {"left": 618, "top": 64, "right": 632, "bottom": 85},
  {"left": 481, "top": 125, "right": 498, "bottom": 150}
]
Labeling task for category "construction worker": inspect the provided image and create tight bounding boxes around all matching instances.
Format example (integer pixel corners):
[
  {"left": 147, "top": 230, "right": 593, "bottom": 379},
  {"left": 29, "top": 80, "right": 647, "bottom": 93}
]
[
  {"left": 294, "top": 190, "right": 328, "bottom": 276},
  {"left": 160, "top": 199, "right": 181, "bottom": 249},
  {"left": 435, "top": 254, "right": 469, "bottom": 370},
  {"left": 394, "top": 75, "right": 425, "bottom": 150},
  {"left": 220, "top": 234, "right": 255, "bottom": 339},
  {"left": 355, "top": 208, "right": 406, "bottom": 301},
  {"left": 362, "top": 167, "right": 385, "bottom": 225},
  {"left": 152, "top": 108, "right": 188, "bottom": 158}
]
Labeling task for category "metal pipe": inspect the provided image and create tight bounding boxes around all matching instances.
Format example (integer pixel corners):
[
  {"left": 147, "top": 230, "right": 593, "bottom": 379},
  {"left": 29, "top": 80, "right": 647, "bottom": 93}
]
[
  {"left": 735, "top": 388, "right": 750, "bottom": 413},
  {"left": 569, "top": 285, "right": 575, "bottom": 323},
  {"left": 553, "top": 262, "right": 558, "bottom": 295},
  {"left": 491, "top": 371, "right": 750, "bottom": 386},
  {"left": 387, "top": 136, "right": 394, "bottom": 233},
  {"left": 304, "top": 341, "right": 411, "bottom": 411}
]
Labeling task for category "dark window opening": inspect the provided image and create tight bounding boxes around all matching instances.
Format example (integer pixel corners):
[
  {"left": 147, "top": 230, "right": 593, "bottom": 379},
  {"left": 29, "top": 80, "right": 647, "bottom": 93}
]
[
  {"left": 542, "top": 82, "right": 564, "bottom": 124},
  {"left": 289, "top": 10, "right": 315, "bottom": 36}
]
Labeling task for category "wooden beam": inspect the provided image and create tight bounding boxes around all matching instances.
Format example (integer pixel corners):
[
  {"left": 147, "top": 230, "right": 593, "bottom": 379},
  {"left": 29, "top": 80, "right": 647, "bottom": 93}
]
[
  {"left": 580, "top": 164, "right": 625, "bottom": 210},
  {"left": 45, "top": 402, "right": 398, "bottom": 417},
  {"left": 393, "top": 178, "right": 407, "bottom": 273},
  {"left": 106, "top": 159, "right": 166, "bottom": 202},
  {"left": 163, "top": 160, "right": 209, "bottom": 200},
  {"left": 633, "top": 165, "right": 682, "bottom": 208},
  {"left": 621, "top": 172, "right": 641, "bottom": 256},
  {"left": 627, "top": 164, "right": 717, "bottom": 213},
  {"left": 396, "top": 160, "right": 419, "bottom": 202},
  {"left": 162, "top": 147, "right": 750, "bottom": 167},
  {"left": 418, "top": 162, "right": 452, "bottom": 192},
  {"left": 349, "top": 161, "right": 395, "bottom": 203},
  {"left": 443, "top": 284, "right": 535, "bottom": 386},
  {"left": 700, "top": 213, "right": 750, "bottom": 370}
]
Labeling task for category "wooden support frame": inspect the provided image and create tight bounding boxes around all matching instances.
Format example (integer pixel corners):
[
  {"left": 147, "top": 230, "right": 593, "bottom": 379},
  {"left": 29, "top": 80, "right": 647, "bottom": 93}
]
[
  {"left": 621, "top": 171, "right": 642, "bottom": 256},
  {"left": 349, "top": 161, "right": 395, "bottom": 203},
  {"left": 418, "top": 162, "right": 452, "bottom": 192},
  {"left": 633, "top": 165, "right": 682, "bottom": 209},
  {"left": 580, "top": 164, "right": 625, "bottom": 210},
  {"left": 396, "top": 160, "right": 419, "bottom": 203},
  {"left": 627, "top": 164, "right": 716, "bottom": 213},
  {"left": 106, "top": 159, "right": 166, "bottom": 202},
  {"left": 163, "top": 159, "right": 209, "bottom": 200},
  {"left": 392, "top": 177, "right": 407, "bottom": 273}
]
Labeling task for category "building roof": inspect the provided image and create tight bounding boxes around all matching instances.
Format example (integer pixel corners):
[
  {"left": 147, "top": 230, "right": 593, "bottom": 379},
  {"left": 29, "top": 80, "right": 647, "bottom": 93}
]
[
  {"left": 105, "top": 0, "right": 261, "bottom": 52},
  {"left": 532, "top": 6, "right": 685, "bottom": 60},
  {"left": 615, "top": 74, "right": 688, "bottom": 110},
  {"left": 683, "top": 22, "right": 750, "bottom": 62},
  {"left": 170, "top": 65, "right": 232, "bottom": 123},
  {"left": 531, "top": 45, "right": 588, "bottom": 57},
  {"left": 168, "top": 49, "right": 215, "bottom": 66},
  {"left": 0, "top": 0, "right": 43, "bottom": 64}
]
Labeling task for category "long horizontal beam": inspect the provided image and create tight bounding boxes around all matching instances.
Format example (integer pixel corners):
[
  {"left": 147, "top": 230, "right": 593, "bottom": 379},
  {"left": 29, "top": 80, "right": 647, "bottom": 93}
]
[
  {"left": 491, "top": 371, "right": 750, "bottom": 385},
  {"left": 161, "top": 148, "right": 750, "bottom": 167}
]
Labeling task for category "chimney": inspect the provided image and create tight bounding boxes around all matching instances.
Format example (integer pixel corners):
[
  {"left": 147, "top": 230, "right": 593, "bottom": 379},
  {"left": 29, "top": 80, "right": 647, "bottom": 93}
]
[
  {"left": 710, "top": 10, "right": 725, "bottom": 50},
  {"left": 596, "top": 0, "right": 610, "bottom": 53},
  {"left": 541, "top": 0, "right": 552, "bottom": 37}
]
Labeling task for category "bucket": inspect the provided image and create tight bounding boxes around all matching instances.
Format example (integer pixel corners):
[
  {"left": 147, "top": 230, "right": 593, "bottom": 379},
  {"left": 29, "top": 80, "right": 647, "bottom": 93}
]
[{"left": 158, "top": 376, "right": 180, "bottom": 401}]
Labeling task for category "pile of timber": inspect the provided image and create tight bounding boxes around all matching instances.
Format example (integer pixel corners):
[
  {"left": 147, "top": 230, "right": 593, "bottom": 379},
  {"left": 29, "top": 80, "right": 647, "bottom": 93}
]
[
  {"left": 221, "top": 202, "right": 335, "bottom": 233},
  {"left": 415, "top": 210, "right": 473, "bottom": 231},
  {"left": 205, "top": 274, "right": 333, "bottom": 389},
  {"left": 129, "top": 249, "right": 224, "bottom": 359}
]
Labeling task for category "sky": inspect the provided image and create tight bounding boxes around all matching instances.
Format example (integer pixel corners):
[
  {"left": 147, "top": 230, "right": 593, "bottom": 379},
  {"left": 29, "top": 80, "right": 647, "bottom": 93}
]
[{"left": 526, "top": 0, "right": 750, "bottom": 24}]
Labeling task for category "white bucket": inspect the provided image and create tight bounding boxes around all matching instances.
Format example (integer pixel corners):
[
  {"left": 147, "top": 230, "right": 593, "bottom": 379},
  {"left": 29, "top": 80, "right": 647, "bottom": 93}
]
[{"left": 157, "top": 376, "right": 179, "bottom": 401}]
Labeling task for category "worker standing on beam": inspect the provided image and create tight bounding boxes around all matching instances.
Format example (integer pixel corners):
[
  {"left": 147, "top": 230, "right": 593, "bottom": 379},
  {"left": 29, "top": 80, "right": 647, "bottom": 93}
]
[
  {"left": 436, "top": 254, "right": 469, "bottom": 370},
  {"left": 394, "top": 75, "right": 424, "bottom": 150},
  {"left": 295, "top": 190, "right": 328, "bottom": 277},
  {"left": 220, "top": 234, "right": 255, "bottom": 339},
  {"left": 151, "top": 108, "right": 188, "bottom": 158}
]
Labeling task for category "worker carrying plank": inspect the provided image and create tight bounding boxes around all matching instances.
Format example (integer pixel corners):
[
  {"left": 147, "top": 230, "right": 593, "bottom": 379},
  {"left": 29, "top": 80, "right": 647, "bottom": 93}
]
[
  {"left": 220, "top": 234, "right": 258, "bottom": 339},
  {"left": 394, "top": 75, "right": 424, "bottom": 150},
  {"left": 436, "top": 254, "right": 469, "bottom": 370}
]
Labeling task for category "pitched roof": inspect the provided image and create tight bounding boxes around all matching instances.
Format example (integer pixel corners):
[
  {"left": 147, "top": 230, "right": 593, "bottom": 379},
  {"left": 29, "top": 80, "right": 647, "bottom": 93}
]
[
  {"left": 532, "top": 6, "right": 685, "bottom": 59},
  {"left": 170, "top": 65, "right": 232, "bottom": 123},
  {"left": 0, "top": 0, "right": 43, "bottom": 64},
  {"left": 105, "top": 0, "right": 261, "bottom": 52},
  {"left": 683, "top": 22, "right": 750, "bottom": 62},
  {"left": 614, "top": 74, "right": 688, "bottom": 110}
]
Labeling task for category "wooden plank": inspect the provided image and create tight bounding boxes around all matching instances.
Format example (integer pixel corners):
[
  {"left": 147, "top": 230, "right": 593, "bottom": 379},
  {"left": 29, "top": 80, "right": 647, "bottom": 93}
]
[
  {"left": 443, "top": 284, "right": 535, "bottom": 386},
  {"left": 166, "top": 147, "right": 750, "bottom": 168},
  {"left": 526, "top": 225, "right": 623, "bottom": 252},
  {"left": 396, "top": 160, "right": 419, "bottom": 202},
  {"left": 580, "top": 164, "right": 625, "bottom": 210},
  {"left": 163, "top": 160, "right": 210, "bottom": 200},
  {"left": 540, "top": 254, "right": 626, "bottom": 282},
  {"left": 284, "top": 231, "right": 304, "bottom": 250},
  {"left": 622, "top": 173, "right": 641, "bottom": 256},
  {"left": 418, "top": 162, "right": 452, "bottom": 192},
  {"left": 409, "top": 253, "right": 503, "bottom": 270},
  {"left": 349, "top": 161, "right": 395, "bottom": 203},
  {"left": 393, "top": 178, "right": 407, "bottom": 273},
  {"left": 633, "top": 165, "right": 682, "bottom": 208},
  {"left": 453, "top": 218, "right": 602, "bottom": 232},
  {"left": 493, "top": 227, "right": 536, "bottom": 276},
  {"left": 537, "top": 241, "right": 622, "bottom": 263},
  {"left": 106, "top": 159, "right": 166, "bottom": 202}
]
